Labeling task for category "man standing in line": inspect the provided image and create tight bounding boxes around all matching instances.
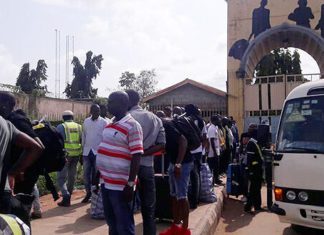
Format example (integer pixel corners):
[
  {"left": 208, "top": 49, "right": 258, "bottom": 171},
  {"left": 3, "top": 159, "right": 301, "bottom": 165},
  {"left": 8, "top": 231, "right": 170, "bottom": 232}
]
[
  {"left": 126, "top": 89, "right": 166, "bottom": 235},
  {"left": 96, "top": 91, "right": 143, "bottom": 235},
  {"left": 160, "top": 118, "right": 193, "bottom": 235},
  {"left": 207, "top": 115, "right": 222, "bottom": 185},
  {"left": 81, "top": 104, "right": 109, "bottom": 203},
  {"left": 56, "top": 110, "right": 82, "bottom": 207},
  {"left": 244, "top": 124, "right": 264, "bottom": 213}
]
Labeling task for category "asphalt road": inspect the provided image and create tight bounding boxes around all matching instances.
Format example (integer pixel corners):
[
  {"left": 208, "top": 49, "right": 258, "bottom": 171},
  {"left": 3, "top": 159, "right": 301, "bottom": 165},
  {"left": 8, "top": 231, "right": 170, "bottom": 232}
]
[{"left": 215, "top": 188, "right": 324, "bottom": 235}]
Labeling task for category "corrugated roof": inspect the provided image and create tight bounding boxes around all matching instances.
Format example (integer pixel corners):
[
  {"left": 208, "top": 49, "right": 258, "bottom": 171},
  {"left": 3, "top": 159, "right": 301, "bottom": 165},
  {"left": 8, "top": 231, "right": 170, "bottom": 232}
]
[{"left": 143, "top": 78, "right": 227, "bottom": 102}]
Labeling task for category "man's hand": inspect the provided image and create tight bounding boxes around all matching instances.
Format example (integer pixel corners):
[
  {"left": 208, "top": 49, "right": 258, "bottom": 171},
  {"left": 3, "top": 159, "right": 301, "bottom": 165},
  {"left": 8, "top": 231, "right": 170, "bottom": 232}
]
[
  {"left": 8, "top": 174, "right": 15, "bottom": 194},
  {"left": 174, "top": 166, "right": 181, "bottom": 179},
  {"left": 123, "top": 185, "right": 134, "bottom": 202}
]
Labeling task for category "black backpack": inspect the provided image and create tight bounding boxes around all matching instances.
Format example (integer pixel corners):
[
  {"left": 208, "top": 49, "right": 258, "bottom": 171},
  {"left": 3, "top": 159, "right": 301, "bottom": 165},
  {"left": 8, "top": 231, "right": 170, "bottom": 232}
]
[
  {"left": 32, "top": 122, "right": 66, "bottom": 173},
  {"left": 173, "top": 115, "right": 202, "bottom": 150}
]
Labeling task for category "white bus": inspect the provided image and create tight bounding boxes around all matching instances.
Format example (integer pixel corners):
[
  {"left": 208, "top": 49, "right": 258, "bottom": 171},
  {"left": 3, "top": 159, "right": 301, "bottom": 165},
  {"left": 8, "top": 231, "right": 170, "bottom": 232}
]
[{"left": 272, "top": 79, "right": 324, "bottom": 230}]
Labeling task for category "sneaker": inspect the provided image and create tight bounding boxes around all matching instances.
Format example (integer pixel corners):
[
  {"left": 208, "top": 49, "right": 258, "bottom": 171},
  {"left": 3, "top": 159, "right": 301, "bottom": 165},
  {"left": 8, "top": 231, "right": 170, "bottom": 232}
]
[
  {"left": 31, "top": 211, "right": 42, "bottom": 219},
  {"left": 81, "top": 193, "right": 91, "bottom": 203},
  {"left": 159, "top": 224, "right": 178, "bottom": 235}
]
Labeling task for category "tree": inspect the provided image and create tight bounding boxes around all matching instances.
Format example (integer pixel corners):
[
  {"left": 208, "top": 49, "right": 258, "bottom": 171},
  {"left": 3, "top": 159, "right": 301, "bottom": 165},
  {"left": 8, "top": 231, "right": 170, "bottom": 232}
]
[
  {"left": 255, "top": 49, "right": 302, "bottom": 76},
  {"left": 16, "top": 60, "right": 48, "bottom": 95},
  {"left": 119, "top": 71, "right": 136, "bottom": 90},
  {"left": 292, "top": 49, "right": 302, "bottom": 74},
  {"left": 135, "top": 69, "right": 157, "bottom": 99},
  {"left": 119, "top": 69, "right": 157, "bottom": 99},
  {"left": 65, "top": 51, "right": 103, "bottom": 99}
]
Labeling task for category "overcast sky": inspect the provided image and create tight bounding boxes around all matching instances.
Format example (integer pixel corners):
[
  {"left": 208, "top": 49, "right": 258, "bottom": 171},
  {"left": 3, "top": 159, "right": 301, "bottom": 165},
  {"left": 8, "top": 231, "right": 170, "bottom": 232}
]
[{"left": 0, "top": 0, "right": 320, "bottom": 97}]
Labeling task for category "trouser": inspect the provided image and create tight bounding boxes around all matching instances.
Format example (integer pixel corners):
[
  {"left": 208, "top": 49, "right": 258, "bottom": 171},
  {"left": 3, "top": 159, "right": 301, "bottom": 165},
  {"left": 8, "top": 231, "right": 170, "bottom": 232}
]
[
  {"left": 101, "top": 185, "right": 135, "bottom": 235},
  {"left": 32, "top": 184, "right": 41, "bottom": 213},
  {"left": 245, "top": 177, "right": 262, "bottom": 210},
  {"left": 83, "top": 151, "right": 97, "bottom": 195},
  {"left": 207, "top": 156, "right": 219, "bottom": 183},
  {"left": 190, "top": 153, "right": 201, "bottom": 206},
  {"left": 57, "top": 156, "right": 79, "bottom": 198},
  {"left": 138, "top": 166, "right": 156, "bottom": 235}
]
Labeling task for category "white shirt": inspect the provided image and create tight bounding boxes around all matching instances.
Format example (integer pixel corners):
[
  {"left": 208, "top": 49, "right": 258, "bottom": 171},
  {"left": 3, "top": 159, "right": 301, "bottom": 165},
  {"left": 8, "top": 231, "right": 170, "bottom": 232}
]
[
  {"left": 207, "top": 124, "right": 220, "bottom": 158},
  {"left": 82, "top": 116, "right": 110, "bottom": 156}
]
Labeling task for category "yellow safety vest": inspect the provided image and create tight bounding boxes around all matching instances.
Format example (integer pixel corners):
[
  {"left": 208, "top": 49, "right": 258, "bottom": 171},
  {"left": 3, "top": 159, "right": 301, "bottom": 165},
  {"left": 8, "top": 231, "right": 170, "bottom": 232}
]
[
  {"left": 62, "top": 121, "right": 82, "bottom": 157},
  {"left": 0, "top": 214, "right": 25, "bottom": 235}
]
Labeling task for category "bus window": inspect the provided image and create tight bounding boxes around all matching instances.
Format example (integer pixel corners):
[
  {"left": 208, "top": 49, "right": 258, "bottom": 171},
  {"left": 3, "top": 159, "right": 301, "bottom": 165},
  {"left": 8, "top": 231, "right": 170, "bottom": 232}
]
[{"left": 276, "top": 96, "right": 324, "bottom": 153}]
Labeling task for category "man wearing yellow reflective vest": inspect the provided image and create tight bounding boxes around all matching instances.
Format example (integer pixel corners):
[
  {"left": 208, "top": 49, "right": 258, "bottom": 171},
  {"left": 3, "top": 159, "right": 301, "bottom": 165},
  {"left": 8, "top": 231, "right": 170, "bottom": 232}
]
[{"left": 56, "top": 110, "right": 82, "bottom": 207}]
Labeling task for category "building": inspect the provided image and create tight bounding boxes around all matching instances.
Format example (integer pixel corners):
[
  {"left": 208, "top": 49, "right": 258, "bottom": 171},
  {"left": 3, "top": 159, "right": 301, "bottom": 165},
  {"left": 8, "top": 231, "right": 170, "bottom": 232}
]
[
  {"left": 143, "top": 78, "right": 227, "bottom": 119},
  {"left": 227, "top": 0, "right": 324, "bottom": 133}
]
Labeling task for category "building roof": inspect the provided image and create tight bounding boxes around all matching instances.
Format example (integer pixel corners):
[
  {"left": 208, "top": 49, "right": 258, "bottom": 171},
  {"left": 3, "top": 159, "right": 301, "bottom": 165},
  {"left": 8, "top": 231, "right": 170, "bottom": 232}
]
[{"left": 143, "top": 78, "right": 227, "bottom": 102}]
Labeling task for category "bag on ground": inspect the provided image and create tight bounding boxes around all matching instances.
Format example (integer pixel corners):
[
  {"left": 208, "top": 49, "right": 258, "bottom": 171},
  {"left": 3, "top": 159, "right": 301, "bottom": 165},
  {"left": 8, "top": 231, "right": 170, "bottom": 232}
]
[
  {"left": 90, "top": 187, "right": 105, "bottom": 219},
  {"left": 199, "top": 163, "right": 217, "bottom": 203}
]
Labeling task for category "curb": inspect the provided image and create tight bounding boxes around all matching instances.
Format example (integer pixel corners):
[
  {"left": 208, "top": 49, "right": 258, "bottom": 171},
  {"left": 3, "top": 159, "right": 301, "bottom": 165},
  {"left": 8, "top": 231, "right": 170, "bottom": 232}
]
[{"left": 193, "top": 187, "right": 226, "bottom": 235}]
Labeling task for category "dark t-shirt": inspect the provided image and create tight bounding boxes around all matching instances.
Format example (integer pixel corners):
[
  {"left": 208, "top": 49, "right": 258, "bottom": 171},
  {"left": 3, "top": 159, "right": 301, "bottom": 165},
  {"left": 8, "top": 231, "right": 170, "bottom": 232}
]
[
  {"left": 163, "top": 119, "right": 192, "bottom": 164},
  {"left": 8, "top": 111, "right": 37, "bottom": 139}
]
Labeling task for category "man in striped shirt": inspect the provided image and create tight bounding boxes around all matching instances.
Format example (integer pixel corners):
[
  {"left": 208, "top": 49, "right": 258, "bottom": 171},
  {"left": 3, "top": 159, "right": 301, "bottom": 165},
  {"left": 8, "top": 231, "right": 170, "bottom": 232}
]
[{"left": 96, "top": 91, "right": 143, "bottom": 235}]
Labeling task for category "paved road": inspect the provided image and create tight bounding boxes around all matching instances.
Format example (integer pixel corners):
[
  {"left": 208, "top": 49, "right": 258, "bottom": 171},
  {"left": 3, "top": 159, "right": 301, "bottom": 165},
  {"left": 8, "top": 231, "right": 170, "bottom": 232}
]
[{"left": 215, "top": 188, "right": 324, "bottom": 235}]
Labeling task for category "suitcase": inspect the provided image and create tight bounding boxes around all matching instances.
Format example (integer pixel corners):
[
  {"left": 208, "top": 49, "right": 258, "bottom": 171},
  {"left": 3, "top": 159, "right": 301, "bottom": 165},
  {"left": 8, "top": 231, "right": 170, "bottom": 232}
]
[
  {"left": 226, "top": 163, "right": 242, "bottom": 197},
  {"left": 155, "top": 154, "right": 173, "bottom": 221}
]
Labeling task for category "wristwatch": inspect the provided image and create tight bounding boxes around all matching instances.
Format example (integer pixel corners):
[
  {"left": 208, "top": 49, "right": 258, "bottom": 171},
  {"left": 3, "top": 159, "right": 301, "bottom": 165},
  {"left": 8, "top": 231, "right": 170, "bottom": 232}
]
[
  {"left": 127, "top": 181, "right": 135, "bottom": 187},
  {"left": 175, "top": 163, "right": 182, "bottom": 168}
]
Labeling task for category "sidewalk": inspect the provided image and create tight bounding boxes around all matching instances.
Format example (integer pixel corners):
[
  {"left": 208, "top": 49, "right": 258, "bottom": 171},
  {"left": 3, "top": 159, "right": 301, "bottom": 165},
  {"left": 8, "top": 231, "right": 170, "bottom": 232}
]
[{"left": 31, "top": 186, "right": 225, "bottom": 235}]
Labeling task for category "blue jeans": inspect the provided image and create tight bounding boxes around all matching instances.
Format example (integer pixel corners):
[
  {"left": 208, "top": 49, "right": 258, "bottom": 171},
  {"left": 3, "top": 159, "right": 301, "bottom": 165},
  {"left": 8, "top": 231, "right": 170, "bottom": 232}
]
[
  {"left": 168, "top": 162, "right": 194, "bottom": 200},
  {"left": 138, "top": 166, "right": 156, "bottom": 235},
  {"left": 83, "top": 151, "right": 97, "bottom": 195},
  {"left": 101, "top": 185, "right": 135, "bottom": 235},
  {"left": 57, "top": 157, "right": 79, "bottom": 198}
]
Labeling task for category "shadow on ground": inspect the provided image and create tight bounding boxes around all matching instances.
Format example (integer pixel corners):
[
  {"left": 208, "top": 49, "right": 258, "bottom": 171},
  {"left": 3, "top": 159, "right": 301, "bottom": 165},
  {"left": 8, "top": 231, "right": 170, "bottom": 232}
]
[{"left": 221, "top": 197, "right": 270, "bottom": 233}]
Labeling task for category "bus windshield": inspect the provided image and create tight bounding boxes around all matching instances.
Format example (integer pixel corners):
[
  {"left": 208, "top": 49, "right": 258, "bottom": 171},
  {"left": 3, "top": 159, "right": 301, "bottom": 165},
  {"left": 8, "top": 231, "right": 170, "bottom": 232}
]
[{"left": 276, "top": 96, "right": 324, "bottom": 153}]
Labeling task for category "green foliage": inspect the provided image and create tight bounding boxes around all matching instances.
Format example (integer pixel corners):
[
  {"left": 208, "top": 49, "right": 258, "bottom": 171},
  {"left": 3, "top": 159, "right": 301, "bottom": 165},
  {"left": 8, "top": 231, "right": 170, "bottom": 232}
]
[
  {"left": 16, "top": 60, "right": 48, "bottom": 95},
  {"left": 119, "top": 69, "right": 157, "bottom": 99},
  {"left": 255, "top": 49, "right": 302, "bottom": 77},
  {"left": 65, "top": 51, "right": 103, "bottom": 99}
]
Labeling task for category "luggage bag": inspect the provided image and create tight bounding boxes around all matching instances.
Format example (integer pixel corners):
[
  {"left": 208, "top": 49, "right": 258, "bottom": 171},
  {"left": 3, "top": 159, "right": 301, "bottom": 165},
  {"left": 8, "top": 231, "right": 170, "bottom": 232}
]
[{"left": 226, "top": 163, "right": 242, "bottom": 197}]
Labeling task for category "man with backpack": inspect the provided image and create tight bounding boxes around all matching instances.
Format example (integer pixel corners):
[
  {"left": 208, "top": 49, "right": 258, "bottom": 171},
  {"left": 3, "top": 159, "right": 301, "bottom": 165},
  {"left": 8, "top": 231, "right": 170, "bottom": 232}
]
[
  {"left": 56, "top": 110, "right": 82, "bottom": 207},
  {"left": 0, "top": 113, "right": 43, "bottom": 227},
  {"left": 160, "top": 116, "right": 193, "bottom": 235},
  {"left": 184, "top": 104, "right": 206, "bottom": 209}
]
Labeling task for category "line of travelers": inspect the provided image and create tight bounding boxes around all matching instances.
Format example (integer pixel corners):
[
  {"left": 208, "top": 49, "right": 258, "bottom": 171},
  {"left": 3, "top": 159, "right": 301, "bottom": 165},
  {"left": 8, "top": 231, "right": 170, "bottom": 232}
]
[{"left": 1, "top": 89, "right": 259, "bottom": 235}]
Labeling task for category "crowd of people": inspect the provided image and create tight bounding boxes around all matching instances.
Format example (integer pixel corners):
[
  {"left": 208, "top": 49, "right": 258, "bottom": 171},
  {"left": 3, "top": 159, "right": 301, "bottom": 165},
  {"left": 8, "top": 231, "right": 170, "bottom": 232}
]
[{"left": 0, "top": 90, "right": 265, "bottom": 235}]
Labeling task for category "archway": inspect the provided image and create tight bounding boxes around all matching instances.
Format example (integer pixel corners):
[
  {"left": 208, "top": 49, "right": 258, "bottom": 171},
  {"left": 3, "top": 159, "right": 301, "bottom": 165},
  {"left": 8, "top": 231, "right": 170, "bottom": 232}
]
[{"left": 237, "top": 23, "right": 324, "bottom": 79}]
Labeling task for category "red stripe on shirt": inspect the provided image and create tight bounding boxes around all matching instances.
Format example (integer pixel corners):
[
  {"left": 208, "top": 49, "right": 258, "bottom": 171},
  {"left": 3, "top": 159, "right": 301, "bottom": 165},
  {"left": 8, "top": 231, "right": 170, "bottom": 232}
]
[
  {"left": 98, "top": 148, "right": 132, "bottom": 161},
  {"left": 101, "top": 175, "right": 127, "bottom": 185},
  {"left": 109, "top": 125, "right": 128, "bottom": 135}
]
